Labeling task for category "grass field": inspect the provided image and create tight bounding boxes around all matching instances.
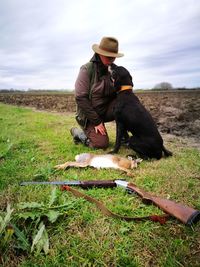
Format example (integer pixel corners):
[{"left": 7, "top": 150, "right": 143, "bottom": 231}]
[{"left": 0, "top": 103, "right": 199, "bottom": 267}]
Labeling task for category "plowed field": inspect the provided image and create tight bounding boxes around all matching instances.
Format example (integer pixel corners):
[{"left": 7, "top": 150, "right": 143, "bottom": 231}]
[{"left": 1, "top": 90, "right": 200, "bottom": 140}]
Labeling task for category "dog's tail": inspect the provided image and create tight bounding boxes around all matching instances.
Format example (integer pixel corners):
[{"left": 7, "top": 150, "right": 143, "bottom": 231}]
[{"left": 162, "top": 145, "right": 173, "bottom": 157}]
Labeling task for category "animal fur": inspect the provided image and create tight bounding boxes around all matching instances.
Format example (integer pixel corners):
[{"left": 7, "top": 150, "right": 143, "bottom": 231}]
[
  {"left": 108, "top": 65, "right": 172, "bottom": 159},
  {"left": 54, "top": 153, "right": 142, "bottom": 176}
]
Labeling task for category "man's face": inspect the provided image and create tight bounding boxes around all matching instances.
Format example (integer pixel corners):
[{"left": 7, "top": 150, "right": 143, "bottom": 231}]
[{"left": 99, "top": 54, "right": 116, "bottom": 66}]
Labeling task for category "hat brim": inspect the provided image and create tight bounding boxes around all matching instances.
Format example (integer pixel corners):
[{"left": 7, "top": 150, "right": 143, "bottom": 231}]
[{"left": 92, "top": 44, "right": 124, "bottom": 58}]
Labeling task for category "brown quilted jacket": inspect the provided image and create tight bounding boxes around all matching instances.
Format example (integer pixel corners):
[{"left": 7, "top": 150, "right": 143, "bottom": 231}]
[{"left": 75, "top": 54, "right": 117, "bottom": 128}]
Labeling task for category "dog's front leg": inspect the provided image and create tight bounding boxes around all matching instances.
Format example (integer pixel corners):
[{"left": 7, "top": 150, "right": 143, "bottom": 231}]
[{"left": 109, "top": 122, "right": 125, "bottom": 154}]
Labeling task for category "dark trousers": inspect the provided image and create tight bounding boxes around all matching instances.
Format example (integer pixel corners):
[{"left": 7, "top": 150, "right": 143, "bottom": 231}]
[{"left": 84, "top": 98, "right": 116, "bottom": 149}]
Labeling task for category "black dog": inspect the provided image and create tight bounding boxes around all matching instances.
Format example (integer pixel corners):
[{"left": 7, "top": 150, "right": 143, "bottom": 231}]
[{"left": 109, "top": 65, "right": 172, "bottom": 159}]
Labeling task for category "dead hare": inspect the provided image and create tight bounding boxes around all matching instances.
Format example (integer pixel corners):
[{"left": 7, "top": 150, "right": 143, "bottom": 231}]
[{"left": 54, "top": 153, "right": 142, "bottom": 176}]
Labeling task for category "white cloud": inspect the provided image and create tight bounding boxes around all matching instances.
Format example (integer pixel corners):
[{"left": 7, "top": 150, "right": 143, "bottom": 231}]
[{"left": 0, "top": 0, "right": 200, "bottom": 89}]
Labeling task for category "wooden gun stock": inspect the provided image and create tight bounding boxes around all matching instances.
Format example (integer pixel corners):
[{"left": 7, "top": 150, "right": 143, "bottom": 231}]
[{"left": 127, "top": 183, "right": 200, "bottom": 225}]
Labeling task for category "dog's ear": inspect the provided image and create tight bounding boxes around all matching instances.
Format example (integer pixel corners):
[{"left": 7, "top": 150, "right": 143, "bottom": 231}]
[
  {"left": 128, "top": 73, "right": 133, "bottom": 87},
  {"left": 120, "top": 67, "right": 133, "bottom": 85}
]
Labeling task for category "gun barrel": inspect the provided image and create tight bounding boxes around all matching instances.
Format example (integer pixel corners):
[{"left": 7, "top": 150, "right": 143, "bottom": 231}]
[
  {"left": 20, "top": 180, "right": 118, "bottom": 188},
  {"left": 20, "top": 181, "right": 81, "bottom": 186}
]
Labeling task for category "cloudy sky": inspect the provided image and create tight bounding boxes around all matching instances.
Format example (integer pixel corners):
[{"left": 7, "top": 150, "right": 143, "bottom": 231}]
[{"left": 0, "top": 0, "right": 200, "bottom": 90}]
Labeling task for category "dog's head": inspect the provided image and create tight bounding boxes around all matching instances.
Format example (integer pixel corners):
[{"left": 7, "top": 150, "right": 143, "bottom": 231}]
[{"left": 108, "top": 65, "right": 133, "bottom": 90}]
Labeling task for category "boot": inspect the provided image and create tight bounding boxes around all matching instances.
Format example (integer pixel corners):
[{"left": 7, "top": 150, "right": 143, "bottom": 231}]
[{"left": 70, "top": 127, "right": 89, "bottom": 146}]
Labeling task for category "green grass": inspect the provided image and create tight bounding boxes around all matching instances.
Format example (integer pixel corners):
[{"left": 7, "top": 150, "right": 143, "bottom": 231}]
[{"left": 0, "top": 103, "right": 199, "bottom": 267}]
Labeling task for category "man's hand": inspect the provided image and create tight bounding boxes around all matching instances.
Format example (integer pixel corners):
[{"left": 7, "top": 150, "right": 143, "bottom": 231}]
[{"left": 95, "top": 123, "right": 107, "bottom": 135}]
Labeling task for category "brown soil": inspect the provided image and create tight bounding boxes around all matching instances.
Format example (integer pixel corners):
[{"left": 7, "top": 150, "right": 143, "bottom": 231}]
[{"left": 0, "top": 90, "right": 200, "bottom": 143}]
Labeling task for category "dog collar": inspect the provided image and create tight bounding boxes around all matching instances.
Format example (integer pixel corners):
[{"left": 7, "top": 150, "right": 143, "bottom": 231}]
[{"left": 120, "top": 85, "right": 133, "bottom": 91}]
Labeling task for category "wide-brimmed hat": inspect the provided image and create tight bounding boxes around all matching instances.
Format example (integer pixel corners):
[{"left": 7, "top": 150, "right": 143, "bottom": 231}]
[{"left": 92, "top": 37, "right": 124, "bottom": 58}]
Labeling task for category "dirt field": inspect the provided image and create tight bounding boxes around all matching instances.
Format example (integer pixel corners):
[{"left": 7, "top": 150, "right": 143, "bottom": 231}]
[{"left": 0, "top": 90, "right": 200, "bottom": 141}]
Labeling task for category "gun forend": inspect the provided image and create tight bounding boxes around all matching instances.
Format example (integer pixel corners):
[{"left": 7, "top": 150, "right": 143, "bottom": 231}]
[{"left": 79, "top": 180, "right": 117, "bottom": 188}]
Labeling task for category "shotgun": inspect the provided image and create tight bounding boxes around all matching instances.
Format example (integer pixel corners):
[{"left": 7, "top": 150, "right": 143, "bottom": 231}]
[{"left": 20, "top": 179, "right": 200, "bottom": 225}]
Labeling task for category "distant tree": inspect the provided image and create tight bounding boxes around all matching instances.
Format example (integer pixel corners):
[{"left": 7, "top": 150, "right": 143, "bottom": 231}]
[{"left": 153, "top": 82, "right": 173, "bottom": 90}]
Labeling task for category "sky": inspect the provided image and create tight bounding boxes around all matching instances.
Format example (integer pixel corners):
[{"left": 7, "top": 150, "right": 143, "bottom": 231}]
[{"left": 0, "top": 0, "right": 200, "bottom": 90}]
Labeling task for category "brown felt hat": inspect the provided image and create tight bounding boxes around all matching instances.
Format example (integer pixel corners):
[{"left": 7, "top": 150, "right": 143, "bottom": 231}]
[{"left": 92, "top": 37, "right": 124, "bottom": 58}]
